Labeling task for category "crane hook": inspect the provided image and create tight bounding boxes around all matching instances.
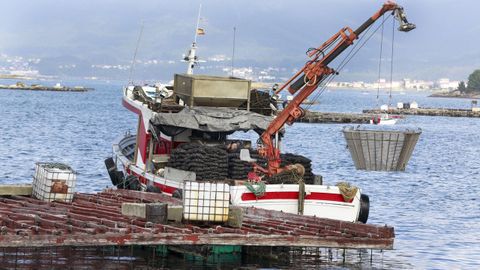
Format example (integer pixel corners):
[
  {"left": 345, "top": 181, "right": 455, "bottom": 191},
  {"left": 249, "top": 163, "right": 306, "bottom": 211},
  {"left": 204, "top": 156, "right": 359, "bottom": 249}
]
[{"left": 394, "top": 7, "right": 416, "bottom": 32}]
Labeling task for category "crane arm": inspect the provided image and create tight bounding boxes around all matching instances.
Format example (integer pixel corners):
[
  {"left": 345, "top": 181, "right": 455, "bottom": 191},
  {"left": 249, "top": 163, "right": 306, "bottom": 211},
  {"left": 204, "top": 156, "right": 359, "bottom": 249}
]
[{"left": 257, "top": 1, "right": 415, "bottom": 176}]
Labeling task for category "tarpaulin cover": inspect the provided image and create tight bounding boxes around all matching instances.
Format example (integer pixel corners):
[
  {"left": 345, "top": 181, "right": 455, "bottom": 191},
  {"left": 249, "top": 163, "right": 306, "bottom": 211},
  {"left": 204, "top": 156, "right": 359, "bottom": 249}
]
[{"left": 150, "top": 106, "right": 274, "bottom": 135}]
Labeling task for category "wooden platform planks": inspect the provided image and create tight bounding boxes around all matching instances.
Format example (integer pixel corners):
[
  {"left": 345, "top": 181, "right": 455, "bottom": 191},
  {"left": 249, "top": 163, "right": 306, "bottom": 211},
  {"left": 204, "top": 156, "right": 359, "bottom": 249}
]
[
  {"left": 297, "top": 111, "right": 401, "bottom": 124},
  {"left": 0, "top": 189, "right": 394, "bottom": 250}
]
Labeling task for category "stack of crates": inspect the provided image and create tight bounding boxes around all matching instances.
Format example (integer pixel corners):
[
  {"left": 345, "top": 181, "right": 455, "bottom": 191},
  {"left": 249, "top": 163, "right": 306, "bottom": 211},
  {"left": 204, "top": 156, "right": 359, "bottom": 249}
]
[
  {"left": 32, "top": 162, "right": 76, "bottom": 202},
  {"left": 183, "top": 181, "right": 230, "bottom": 223}
]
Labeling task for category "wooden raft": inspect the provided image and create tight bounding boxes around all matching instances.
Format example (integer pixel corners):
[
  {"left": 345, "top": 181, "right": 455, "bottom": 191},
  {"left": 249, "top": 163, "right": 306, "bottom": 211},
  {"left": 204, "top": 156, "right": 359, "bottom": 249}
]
[
  {"left": 297, "top": 111, "right": 402, "bottom": 124},
  {"left": 0, "top": 189, "right": 394, "bottom": 249},
  {"left": 363, "top": 107, "right": 480, "bottom": 118}
]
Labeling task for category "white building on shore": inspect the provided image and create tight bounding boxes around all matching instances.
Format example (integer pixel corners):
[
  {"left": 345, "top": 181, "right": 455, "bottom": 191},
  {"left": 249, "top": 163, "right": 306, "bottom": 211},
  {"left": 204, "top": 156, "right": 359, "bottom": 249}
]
[{"left": 435, "top": 78, "right": 459, "bottom": 90}]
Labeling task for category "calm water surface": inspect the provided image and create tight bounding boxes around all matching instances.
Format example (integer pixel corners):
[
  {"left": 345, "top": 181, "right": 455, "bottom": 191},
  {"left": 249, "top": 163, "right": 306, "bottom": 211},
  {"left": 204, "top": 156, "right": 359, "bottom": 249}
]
[{"left": 0, "top": 82, "right": 479, "bottom": 269}]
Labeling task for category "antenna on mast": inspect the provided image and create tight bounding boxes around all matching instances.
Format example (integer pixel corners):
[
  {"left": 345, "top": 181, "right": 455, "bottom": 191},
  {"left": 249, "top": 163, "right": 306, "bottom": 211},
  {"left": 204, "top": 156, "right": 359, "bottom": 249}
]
[
  {"left": 128, "top": 21, "right": 144, "bottom": 85},
  {"left": 185, "top": 4, "right": 203, "bottom": 75},
  {"left": 194, "top": 4, "right": 202, "bottom": 44}
]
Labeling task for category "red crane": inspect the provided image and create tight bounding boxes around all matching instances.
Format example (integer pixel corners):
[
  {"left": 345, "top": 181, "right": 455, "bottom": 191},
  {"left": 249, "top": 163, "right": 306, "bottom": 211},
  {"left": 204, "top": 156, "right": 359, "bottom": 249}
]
[{"left": 255, "top": 1, "right": 415, "bottom": 177}]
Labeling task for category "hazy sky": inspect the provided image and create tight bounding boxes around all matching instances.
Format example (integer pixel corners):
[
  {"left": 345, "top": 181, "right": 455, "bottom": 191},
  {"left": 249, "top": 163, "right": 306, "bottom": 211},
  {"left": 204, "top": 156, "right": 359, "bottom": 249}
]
[{"left": 1, "top": 0, "right": 479, "bottom": 81}]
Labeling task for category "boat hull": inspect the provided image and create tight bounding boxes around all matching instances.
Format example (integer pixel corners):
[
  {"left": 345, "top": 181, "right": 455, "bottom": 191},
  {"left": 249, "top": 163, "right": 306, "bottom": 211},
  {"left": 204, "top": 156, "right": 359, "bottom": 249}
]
[
  {"left": 370, "top": 115, "right": 397, "bottom": 125},
  {"left": 108, "top": 134, "right": 368, "bottom": 223}
]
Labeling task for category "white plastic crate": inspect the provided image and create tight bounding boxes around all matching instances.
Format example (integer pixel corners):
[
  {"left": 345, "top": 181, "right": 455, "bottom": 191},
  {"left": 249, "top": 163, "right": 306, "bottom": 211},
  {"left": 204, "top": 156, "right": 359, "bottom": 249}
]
[
  {"left": 183, "top": 181, "right": 230, "bottom": 222},
  {"left": 32, "top": 162, "right": 76, "bottom": 202}
]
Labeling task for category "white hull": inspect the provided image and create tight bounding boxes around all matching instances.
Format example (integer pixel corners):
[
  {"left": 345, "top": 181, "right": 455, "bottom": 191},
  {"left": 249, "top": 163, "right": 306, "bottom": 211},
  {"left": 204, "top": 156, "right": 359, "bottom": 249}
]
[
  {"left": 370, "top": 118, "right": 397, "bottom": 125},
  {"left": 110, "top": 134, "right": 368, "bottom": 223},
  {"left": 230, "top": 184, "right": 361, "bottom": 222},
  {"left": 370, "top": 114, "right": 397, "bottom": 125}
]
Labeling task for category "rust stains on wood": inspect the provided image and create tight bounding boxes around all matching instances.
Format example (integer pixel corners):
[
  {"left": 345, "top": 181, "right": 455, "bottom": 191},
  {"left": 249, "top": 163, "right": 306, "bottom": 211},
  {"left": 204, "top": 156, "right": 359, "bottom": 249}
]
[{"left": 0, "top": 189, "right": 394, "bottom": 249}]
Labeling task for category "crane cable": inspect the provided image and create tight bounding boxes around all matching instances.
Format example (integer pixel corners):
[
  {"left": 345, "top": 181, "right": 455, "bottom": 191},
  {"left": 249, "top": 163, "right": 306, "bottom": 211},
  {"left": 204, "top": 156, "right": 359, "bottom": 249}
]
[
  {"left": 304, "top": 21, "right": 381, "bottom": 110},
  {"left": 388, "top": 18, "right": 396, "bottom": 107},
  {"left": 376, "top": 15, "right": 385, "bottom": 108},
  {"left": 304, "top": 14, "right": 394, "bottom": 111},
  {"left": 318, "top": 15, "right": 393, "bottom": 99}
]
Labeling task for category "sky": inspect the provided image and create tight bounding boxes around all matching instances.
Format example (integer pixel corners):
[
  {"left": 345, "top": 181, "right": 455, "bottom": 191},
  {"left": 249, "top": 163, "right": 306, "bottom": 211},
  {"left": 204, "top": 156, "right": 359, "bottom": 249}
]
[{"left": 1, "top": 0, "right": 479, "bottom": 81}]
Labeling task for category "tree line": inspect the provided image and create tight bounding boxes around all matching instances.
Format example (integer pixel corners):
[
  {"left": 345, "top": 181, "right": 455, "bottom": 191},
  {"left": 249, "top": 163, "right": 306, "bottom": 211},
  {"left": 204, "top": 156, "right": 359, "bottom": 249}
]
[{"left": 458, "top": 69, "right": 480, "bottom": 93}]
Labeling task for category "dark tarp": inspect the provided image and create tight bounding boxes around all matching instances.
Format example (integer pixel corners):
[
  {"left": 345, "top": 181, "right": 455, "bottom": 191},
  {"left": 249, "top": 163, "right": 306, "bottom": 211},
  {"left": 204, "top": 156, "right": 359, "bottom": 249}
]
[{"left": 149, "top": 107, "right": 274, "bottom": 136}]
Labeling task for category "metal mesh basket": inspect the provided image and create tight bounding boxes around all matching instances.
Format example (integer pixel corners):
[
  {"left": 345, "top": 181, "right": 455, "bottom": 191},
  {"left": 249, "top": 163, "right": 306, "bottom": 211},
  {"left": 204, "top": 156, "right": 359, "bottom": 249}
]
[
  {"left": 183, "top": 181, "right": 230, "bottom": 223},
  {"left": 32, "top": 162, "right": 76, "bottom": 202},
  {"left": 342, "top": 125, "right": 421, "bottom": 171}
]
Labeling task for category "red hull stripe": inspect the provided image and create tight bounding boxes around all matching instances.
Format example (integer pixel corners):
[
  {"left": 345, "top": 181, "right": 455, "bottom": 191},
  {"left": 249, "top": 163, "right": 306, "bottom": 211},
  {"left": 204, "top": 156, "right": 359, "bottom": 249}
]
[
  {"left": 137, "top": 119, "right": 148, "bottom": 161},
  {"left": 153, "top": 182, "right": 177, "bottom": 195},
  {"left": 128, "top": 169, "right": 177, "bottom": 195},
  {"left": 122, "top": 98, "right": 141, "bottom": 115},
  {"left": 126, "top": 169, "right": 351, "bottom": 203},
  {"left": 241, "top": 191, "right": 352, "bottom": 203}
]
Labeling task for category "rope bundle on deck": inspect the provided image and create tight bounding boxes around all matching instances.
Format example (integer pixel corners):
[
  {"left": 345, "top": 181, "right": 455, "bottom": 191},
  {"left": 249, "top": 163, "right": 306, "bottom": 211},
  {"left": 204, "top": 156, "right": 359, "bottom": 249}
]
[{"left": 336, "top": 182, "right": 358, "bottom": 202}]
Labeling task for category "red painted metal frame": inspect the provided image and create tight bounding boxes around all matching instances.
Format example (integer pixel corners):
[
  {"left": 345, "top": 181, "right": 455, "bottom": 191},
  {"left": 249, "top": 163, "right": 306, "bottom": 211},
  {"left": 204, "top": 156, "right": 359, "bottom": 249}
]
[{"left": 258, "top": 1, "right": 404, "bottom": 176}]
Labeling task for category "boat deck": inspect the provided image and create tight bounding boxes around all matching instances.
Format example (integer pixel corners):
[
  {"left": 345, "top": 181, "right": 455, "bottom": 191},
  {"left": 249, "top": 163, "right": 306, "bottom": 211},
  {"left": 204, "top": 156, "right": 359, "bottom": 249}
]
[{"left": 0, "top": 189, "right": 394, "bottom": 249}]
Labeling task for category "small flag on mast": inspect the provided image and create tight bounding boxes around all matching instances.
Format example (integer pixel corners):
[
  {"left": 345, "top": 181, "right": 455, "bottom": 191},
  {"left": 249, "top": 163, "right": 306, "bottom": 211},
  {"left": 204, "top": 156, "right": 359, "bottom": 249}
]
[{"left": 197, "top": 28, "right": 205, "bottom": 35}]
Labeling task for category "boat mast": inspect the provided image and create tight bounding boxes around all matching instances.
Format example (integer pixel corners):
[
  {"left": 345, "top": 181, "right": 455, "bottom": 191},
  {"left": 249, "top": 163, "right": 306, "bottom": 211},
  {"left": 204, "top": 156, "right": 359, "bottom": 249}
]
[
  {"left": 128, "top": 21, "right": 145, "bottom": 85},
  {"left": 185, "top": 5, "right": 202, "bottom": 75}
]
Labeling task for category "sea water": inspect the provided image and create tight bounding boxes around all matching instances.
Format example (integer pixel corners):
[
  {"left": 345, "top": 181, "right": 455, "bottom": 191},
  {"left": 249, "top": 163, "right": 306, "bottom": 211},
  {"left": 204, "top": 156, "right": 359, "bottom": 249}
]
[{"left": 0, "top": 82, "right": 479, "bottom": 269}]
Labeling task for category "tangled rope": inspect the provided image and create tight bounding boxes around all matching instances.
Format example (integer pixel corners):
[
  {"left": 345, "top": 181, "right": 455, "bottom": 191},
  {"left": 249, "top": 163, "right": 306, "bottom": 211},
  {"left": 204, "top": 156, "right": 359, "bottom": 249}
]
[
  {"left": 336, "top": 182, "right": 359, "bottom": 202},
  {"left": 244, "top": 181, "right": 266, "bottom": 198}
]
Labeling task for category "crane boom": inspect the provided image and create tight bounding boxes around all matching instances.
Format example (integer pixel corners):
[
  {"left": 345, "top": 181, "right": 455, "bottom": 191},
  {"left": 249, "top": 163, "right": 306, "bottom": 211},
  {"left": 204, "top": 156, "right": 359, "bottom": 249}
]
[{"left": 257, "top": 1, "right": 415, "bottom": 176}]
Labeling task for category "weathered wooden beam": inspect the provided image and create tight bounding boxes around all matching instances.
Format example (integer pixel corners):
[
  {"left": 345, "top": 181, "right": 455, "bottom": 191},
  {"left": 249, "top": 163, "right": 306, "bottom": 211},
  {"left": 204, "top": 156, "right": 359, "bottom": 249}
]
[
  {"left": 0, "top": 232, "right": 394, "bottom": 249},
  {"left": 296, "top": 111, "right": 396, "bottom": 124},
  {"left": 363, "top": 107, "right": 480, "bottom": 118},
  {"left": 0, "top": 184, "right": 32, "bottom": 196}
]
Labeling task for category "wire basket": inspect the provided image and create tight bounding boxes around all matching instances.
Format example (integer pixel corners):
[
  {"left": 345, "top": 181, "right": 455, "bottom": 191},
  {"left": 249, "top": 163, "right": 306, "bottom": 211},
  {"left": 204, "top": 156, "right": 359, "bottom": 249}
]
[
  {"left": 32, "top": 162, "right": 76, "bottom": 202},
  {"left": 343, "top": 126, "right": 421, "bottom": 171},
  {"left": 183, "top": 181, "right": 230, "bottom": 223}
]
